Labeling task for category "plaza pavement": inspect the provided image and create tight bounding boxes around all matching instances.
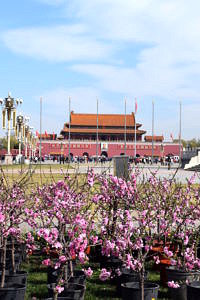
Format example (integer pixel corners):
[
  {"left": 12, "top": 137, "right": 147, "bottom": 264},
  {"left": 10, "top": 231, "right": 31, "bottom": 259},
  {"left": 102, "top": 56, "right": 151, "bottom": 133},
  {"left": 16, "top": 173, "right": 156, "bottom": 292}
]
[{"left": 2, "top": 162, "right": 200, "bottom": 183}]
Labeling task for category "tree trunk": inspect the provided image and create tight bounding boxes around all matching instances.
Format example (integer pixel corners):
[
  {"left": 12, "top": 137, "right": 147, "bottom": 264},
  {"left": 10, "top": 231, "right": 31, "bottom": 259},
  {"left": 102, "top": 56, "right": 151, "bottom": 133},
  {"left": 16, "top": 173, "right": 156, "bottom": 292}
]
[
  {"left": 53, "top": 289, "right": 58, "bottom": 300},
  {"left": 11, "top": 237, "right": 16, "bottom": 273},
  {"left": 0, "top": 238, "right": 7, "bottom": 288},
  {"left": 140, "top": 267, "right": 145, "bottom": 300},
  {"left": 64, "top": 263, "right": 69, "bottom": 288},
  {"left": 69, "top": 260, "right": 73, "bottom": 277}
]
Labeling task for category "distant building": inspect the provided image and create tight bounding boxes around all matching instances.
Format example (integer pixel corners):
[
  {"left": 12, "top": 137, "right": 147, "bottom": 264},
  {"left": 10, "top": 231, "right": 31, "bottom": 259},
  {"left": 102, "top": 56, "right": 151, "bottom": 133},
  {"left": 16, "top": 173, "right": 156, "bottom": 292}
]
[
  {"left": 60, "top": 111, "right": 146, "bottom": 141},
  {"left": 34, "top": 111, "right": 181, "bottom": 159},
  {"left": 144, "top": 135, "right": 164, "bottom": 143}
]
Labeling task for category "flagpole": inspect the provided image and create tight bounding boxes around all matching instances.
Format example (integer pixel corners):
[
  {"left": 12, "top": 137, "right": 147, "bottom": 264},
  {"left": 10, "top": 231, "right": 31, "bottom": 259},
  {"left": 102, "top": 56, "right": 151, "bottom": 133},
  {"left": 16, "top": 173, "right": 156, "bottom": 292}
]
[
  {"left": 179, "top": 101, "right": 182, "bottom": 164},
  {"left": 134, "top": 97, "right": 137, "bottom": 158},
  {"left": 96, "top": 98, "right": 99, "bottom": 159},
  {"left": 152, "top": 100, "right": 154, "bottom": 164},
  {"left": 68, "top": 97, "right": 71, "bottom": 163},
  {"left": 124, "top": 98, "right": 127, "bottom": 155},
  {"left": 39, "top": 96, "right": 42, "bottom": 162}
]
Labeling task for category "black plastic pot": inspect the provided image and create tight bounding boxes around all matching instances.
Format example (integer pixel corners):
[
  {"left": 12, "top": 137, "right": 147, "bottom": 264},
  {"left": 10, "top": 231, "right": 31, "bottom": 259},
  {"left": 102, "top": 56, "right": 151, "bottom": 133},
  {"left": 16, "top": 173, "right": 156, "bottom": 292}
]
[
  {"left": 0, "top": 283, "right": 26, "bottom": 300},
  {"left": 0, "top": 248, "right": 22, "bottom": 262},
  {"left": 100, "top": 257, "right": 123, "bottom": 270},
  {"left": 5, "top": 271, "right": 28, "bottom": 286},
  {"left": 47, "top": 266, "right": 58, "bottom": 284},
  {"left": 116, "top": 268, "right": 148, "bottom": 296},
  {"left": 47, "top": 283, "right": 85, "bottom": 300},
  {"left": 166, "top": 267, "right": 199, "bottom": 300},
  {"left": 0, "top": 260, "right": 20, "bottom": 273},
  {"left": 5, "top": 258, "right": 20, "bottom": 272},
  {"left": 121, "top": 281, "right": 159, "bottom": 300},
  {"left": 47, "top": 263, "right": 76, "bottom": 284},
  {"left": 68, "top": 270, "right": 86, "bottom": 285},
  {"left": 187, "top": 281, "right": 200, "bottom": 300}
]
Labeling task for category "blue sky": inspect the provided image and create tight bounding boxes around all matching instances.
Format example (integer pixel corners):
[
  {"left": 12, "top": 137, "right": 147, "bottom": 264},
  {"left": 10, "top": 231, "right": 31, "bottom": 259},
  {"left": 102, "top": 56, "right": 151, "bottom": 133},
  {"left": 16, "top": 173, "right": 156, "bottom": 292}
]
[{"left": 0, "top": 0, "right": 200, "bottom": 140}]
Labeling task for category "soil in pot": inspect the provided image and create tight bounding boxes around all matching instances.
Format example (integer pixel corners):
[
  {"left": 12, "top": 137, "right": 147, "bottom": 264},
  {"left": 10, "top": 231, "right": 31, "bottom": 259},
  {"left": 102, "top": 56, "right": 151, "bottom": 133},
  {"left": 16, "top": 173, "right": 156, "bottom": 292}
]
[
  {"left": 121, "top": 281, "right": 159, "bottom": 300},
  {"left": 166, "top": 267, "right": 200, "bottom": 300},
  {"left": 47, "top": 283, "right": 85, "bottom": 300},
  {"left": 187, "top": 281, "right": 200, "bottom": 300},
  {"left": 0, "top": 283, "right": 26, "bottom": 300}
]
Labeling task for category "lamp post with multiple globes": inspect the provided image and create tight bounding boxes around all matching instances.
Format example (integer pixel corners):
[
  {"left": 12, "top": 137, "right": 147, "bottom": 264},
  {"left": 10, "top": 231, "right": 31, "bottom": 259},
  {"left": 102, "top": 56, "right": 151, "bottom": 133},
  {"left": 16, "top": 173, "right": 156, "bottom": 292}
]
[{"left": 0, "top": 93, "right": 23, "bottom": 164}]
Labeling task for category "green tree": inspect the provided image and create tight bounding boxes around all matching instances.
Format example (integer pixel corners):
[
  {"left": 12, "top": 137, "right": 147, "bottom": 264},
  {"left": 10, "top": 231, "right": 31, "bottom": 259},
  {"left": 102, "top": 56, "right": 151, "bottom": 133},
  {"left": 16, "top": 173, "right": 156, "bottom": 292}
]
[{"left": 0, "top": 135, "right": 19, "bottom": 150}]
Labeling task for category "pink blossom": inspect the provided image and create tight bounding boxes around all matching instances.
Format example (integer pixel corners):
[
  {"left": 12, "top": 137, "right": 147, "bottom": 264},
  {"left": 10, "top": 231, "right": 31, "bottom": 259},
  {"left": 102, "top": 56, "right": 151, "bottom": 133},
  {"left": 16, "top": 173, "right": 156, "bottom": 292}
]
[
  {"left": 168, "top": 281, "right": 180, "bottom": 288},
  {"left": 184, "top": 235, "right": 189, "bottom": 245},
  {"left": 84, "top": 267, "right": 93, "bottom": 278},
  {"left": 55, "top": 285, "right": 64, "bottom": 294},
  {"left": 78, "top": 251, "right": 85, "bottom": 263},
  {"left": 164, "top": 247, "right": 173, "bottom": 258},
  {"left": 170, "top": 259, "right": 177, "bottom": 266},
  {"left": 99, "top": 268, "right": 111, "bottom": 281},
  {"left": 91, "top": 235, "right": 99, "bottom": 244},
  {"left": 59, "top": 256, "right": 67, "bottom": 263},
  {"left": 153, "top": 256, "right": 160, "bottom": 265},
  {"left": 0, "top": 213, "right": 5, "bottom": 223},
  {"left": 42, "top": 259, "right": 51, "bottom": 266},
  {"left": 54, "top": 242, "right": 62, "bottom": 249}
]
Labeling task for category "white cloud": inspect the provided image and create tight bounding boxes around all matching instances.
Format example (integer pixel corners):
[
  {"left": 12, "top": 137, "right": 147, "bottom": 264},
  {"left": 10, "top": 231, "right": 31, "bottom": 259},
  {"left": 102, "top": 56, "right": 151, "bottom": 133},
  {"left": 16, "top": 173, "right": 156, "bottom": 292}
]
[
  {"left": 1, "top": 25, "right": 111, "bottom": 62},
  {"left": 65, "top": 0, "right": 200, "bottom": 103},
  {"left": 33, "top": 87, "right": 118, "bottom": 133},
  {"left": 2, "top": 0, "right": 200, "bottom": 138}
]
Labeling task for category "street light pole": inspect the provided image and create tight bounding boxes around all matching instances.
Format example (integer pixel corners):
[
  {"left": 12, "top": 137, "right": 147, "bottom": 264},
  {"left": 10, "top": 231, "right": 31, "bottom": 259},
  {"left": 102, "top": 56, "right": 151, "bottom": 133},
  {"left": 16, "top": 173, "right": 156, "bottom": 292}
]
[
  {"left": 179, "top": 101, "right": 182, "bottom": 165},
  {"left": 124, "top": 98, "right": 127, "bottom": 155},
  {"left": 16, "top": 114, "right": 24, "bottom": 158},
  {"left": 96, "top": 98, "right": 99, "bottom": 158},
  {"left": 68, "top": 97, "right": 71, "bottom": 162},
  {"left": 152, "top": 100, "right": 155, "bottom": 164},
  {"left": 0, "top": 93, "right": 23, "bottom": 164},
  {"left": 7, "top": 109, "right": 11, "bottom": 155},
  {"left": 39, "top": 97, "right": 42, "bottom": 161}
]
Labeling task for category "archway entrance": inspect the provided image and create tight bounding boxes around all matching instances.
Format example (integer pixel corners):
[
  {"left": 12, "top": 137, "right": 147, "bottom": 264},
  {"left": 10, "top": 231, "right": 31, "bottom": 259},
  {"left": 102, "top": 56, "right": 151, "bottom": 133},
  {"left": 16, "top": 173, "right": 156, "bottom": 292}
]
[
  {"left": 83, "top": 152, "right": 89, "bottom": 157},
  {"left": 101, "top": 151, "right": 108, "bottom": 157}
]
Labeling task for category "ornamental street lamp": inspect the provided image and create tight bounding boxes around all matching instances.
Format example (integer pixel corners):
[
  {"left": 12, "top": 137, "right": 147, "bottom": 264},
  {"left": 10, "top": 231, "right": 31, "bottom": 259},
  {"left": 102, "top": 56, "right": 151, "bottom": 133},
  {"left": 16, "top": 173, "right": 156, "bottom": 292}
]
[
  {"left": 24, "top": 125, "right": 29, "bottom": 158},
  {"left": 23, "top": 116, "right": 30, "bottom": 158},
  {"left": 15, "top": 114, "right": 24, "bottom": 158},
  {"left": 28, "top": 131, "right": 34, "bottom": 160},
  {"left": 0, "top": 93, "right": 23, "bottom": 164},
  {"left": 31, "top": 135, "right": 38, "bottom": 158}
]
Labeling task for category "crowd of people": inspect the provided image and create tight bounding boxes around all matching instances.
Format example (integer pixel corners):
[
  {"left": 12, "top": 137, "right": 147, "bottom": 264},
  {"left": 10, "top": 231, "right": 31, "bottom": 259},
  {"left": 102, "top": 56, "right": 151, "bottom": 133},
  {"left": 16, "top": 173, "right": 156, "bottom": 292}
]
[{"left": 6, "top": 154, "right": 179, "bottom": 168}]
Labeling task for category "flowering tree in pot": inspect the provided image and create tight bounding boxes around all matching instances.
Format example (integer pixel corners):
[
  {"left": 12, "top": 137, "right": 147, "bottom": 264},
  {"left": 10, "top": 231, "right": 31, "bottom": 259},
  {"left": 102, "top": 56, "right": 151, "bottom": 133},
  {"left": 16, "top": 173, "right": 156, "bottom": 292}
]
[
  {"left": 164, "top": 175, "right": 200, "bottom": 300},
  {"left": 93, "top": 172, "right": 196, "bottom": 300},
  {"left": 91, "top": 173, "right": 160, "bottom": 300},
  {"left": 26, "top": 173, "right": 97, "bottom": 300},
  {"left": 0, "top": 181, "right": 31, "bottom": 299}
]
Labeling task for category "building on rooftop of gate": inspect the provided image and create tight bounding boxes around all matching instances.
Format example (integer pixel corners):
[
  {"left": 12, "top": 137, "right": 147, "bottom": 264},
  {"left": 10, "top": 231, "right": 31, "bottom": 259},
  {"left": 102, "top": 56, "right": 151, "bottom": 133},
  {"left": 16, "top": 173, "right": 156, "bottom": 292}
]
[
  {"left": 60, "top": 111, "right": 146, "bottom": 141},
  {"left": 144, "top": 135, "right": 164, "bottom": 143}
]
